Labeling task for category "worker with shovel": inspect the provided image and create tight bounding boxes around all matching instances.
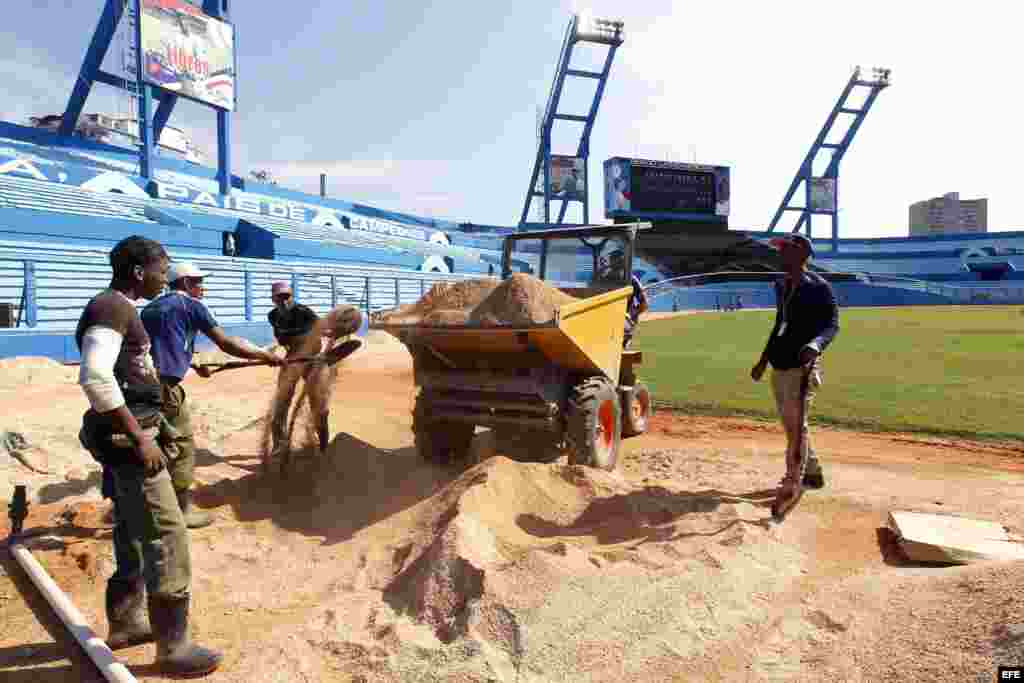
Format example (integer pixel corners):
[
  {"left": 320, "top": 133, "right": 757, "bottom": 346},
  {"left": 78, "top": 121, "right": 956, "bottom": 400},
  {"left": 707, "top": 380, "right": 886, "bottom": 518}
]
[
  {"left": 750, "top": 233, "right": 839, "bottom": 520},
  {"left": 141, "top": 261, "right": 284, "bottom": 528},
  {"left": 263, "top": 281, "right": 363, "bottom": 471}
]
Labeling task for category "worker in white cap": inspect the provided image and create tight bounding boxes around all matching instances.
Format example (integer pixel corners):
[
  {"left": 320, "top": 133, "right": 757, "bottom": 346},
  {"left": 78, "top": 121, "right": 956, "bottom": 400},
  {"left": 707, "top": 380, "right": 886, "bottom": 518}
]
[{"left": 141, "top": 261, "right": 283, "bottom": 528}]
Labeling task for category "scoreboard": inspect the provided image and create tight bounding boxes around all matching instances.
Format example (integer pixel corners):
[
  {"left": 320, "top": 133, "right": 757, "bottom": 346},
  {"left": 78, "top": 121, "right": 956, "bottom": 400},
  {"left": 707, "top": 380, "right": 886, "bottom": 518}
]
[{"left": 604, "top": 157, "right": 730, "bottom": 221}]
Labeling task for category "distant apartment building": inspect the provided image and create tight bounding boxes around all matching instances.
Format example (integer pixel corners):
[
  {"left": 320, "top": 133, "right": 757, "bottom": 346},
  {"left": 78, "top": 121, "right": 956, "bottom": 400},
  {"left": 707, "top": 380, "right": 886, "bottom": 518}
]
[{"left": 909, "top": 192, "right": 988, "bottom": 236}]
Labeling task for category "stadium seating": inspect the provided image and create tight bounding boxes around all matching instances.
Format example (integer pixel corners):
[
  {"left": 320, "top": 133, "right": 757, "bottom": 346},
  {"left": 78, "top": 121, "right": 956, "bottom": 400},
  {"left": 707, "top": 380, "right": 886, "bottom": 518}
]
[
  {"left": 0, "top": 174, "right": 501, "bottom": 270},
  {"left": 0, "top": 174, "right": 157, "bottom": 224}
]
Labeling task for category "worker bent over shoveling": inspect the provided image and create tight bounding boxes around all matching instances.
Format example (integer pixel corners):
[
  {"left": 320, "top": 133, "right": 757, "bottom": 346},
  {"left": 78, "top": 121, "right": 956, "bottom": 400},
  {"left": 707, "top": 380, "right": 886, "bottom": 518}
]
[
  {"left": 265, "top": 281, "right": 362, "bottom": 473},
  {"left": 750, "top": 233, "right": 840, "bottom": 520}
]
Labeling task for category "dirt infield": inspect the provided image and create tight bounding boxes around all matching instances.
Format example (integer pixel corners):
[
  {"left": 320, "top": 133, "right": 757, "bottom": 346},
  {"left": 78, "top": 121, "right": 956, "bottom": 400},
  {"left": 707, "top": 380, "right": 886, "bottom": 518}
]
[{"left": 1, "top": 339, "right": 1022, "bottom": 681}]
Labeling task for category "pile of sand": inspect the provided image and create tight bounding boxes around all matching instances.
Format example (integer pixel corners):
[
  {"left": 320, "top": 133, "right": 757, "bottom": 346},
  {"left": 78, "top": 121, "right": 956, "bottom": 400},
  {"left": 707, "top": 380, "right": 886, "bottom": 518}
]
[
  {"left": 0, "top": 357, "right": 78, "bottom": 389},
  {"left": 469, "top": 273, "right": 577, "bottom": 327},
  {"left": 375, "top": 274, "right": 576, "bottom": 328},
  {"left": 369, "top": 457, "right": 801, "bottom": 680}
]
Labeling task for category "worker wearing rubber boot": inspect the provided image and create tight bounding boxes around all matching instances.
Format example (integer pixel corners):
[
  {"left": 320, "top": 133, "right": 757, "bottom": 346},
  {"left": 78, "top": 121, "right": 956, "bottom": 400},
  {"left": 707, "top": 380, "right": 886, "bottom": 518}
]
[
  {"left": 266, "top": 281, "right": 327, "bottom": 457},
  {"left": 750, "top": 233, "right": 839, "bottom": 515},
  {"left": 142, "top": 261, "right": 282, "bottom": 528},
  {"left": 76, "top": 236, "right": 222, "bottom": 676}
]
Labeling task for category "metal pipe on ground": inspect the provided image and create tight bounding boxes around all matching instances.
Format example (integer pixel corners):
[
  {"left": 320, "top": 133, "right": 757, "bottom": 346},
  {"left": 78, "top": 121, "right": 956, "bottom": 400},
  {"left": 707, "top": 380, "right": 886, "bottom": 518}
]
[{"left": 7, "top": 485, "right": 138, "bottom": 683}]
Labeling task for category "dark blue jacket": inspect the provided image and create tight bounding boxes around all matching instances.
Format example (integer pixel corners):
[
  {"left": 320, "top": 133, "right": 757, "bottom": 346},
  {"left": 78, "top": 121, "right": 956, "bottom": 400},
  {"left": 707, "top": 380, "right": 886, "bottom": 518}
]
[{"left": 764, "top": 272, "right": 840, "bottom": 370}]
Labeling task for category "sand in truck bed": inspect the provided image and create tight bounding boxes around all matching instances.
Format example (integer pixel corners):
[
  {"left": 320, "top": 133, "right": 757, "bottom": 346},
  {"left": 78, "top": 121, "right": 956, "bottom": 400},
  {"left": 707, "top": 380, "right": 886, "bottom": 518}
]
[{"left": 376, "top": 273, "right": 578, "bottom": 327}]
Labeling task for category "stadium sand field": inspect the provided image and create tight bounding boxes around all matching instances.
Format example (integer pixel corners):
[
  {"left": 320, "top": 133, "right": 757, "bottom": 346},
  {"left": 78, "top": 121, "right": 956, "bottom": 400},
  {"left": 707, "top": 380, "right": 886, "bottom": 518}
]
[
  {"left": 1, "top": 329, "right": 1023, "bottom": 681},
  {"left": 635, "top": 305, "right": 1024, "bottom": 441}
]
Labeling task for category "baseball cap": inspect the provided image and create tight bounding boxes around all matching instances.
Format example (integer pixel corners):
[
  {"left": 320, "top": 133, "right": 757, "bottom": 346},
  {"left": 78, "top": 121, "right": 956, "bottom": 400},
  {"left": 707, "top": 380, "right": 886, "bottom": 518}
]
[
  {"left": 271, "top": 281, "right": 292, "bottom": 297},
  {"left": 768, "top": 233, "right": 815, "bottom": 257},
  {"left": 167, "top": 261, "right": 207, "bottom": 283}
]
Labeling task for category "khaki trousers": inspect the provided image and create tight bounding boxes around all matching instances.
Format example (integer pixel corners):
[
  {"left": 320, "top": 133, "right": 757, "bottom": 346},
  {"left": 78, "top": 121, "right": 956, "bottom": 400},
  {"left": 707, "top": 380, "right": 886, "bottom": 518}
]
[{"left": 770, "top": 361, "right": 823, "bottom": 480}]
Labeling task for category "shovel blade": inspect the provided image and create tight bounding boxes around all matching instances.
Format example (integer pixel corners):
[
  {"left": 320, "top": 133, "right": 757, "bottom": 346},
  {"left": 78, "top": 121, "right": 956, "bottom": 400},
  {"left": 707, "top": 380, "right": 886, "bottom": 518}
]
[{"left": 322, "top": 339, "right": 362, "bottom": 366}]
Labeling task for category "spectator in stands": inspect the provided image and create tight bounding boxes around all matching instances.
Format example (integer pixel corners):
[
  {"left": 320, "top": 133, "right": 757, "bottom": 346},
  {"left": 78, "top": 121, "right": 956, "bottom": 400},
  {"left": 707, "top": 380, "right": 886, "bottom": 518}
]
[
  {"left": 141, "top": 262, "right": 282, "bottom": 529},
  {"left": 75, "top": 236, "right": 222, "bottom": 676},
  {"left": 750, "top": 233, "right": 839, "bottom": 514}
]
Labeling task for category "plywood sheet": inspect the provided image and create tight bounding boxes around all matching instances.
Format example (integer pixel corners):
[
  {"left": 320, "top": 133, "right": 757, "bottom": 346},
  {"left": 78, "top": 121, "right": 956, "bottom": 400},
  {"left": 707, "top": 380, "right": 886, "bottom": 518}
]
[{"left": 888, "top": 510, "right": 1024, "bottom": 564}]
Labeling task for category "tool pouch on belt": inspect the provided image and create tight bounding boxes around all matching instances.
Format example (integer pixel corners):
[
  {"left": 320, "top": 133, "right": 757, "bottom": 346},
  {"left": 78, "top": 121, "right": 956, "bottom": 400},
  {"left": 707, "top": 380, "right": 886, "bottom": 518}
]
[
  {"left": 160, "top": 382, "right": 186, "bottom": 421},
  {"left": 78, "top": 383, "right": 166, "bottom": 466}
]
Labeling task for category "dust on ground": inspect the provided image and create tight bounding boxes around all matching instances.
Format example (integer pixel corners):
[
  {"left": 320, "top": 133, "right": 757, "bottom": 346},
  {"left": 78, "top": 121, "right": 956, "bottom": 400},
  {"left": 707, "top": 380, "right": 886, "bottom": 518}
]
[{"left": 1, "top": 339, "right": 1022, "bottom": 682}]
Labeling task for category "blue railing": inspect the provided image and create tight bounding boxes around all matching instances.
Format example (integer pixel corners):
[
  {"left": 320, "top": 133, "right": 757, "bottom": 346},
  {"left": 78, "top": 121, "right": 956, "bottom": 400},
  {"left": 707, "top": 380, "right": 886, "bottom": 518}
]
[
  {"left": 0, "top": 251, "right": 486, "bottom": 333},
  {"left": 644, "top": 271, "right": 1024, "bottom": 311}
]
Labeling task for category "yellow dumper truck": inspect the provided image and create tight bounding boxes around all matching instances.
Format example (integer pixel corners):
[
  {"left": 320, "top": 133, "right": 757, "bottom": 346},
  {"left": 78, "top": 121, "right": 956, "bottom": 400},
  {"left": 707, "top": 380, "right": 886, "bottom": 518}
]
[{"left": 370, "top": 223, "right": 653, "bottom": 470}]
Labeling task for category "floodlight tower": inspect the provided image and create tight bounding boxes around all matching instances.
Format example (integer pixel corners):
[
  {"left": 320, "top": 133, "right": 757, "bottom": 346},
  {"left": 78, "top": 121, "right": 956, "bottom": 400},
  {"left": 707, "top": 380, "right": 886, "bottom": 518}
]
[
  {"left": 59, "top": 0, "right": 235, "bottom": 195},
  {"left": 518, "top": 14, "right": 624, "bottom": 229},
  {"left": 767, "top": 66, "right": 891, "bottom": 252}
]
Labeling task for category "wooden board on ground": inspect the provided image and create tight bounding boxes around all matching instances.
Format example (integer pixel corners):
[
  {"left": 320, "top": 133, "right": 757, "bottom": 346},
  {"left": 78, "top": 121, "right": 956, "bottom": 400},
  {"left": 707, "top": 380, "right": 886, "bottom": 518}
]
[{"left": 887, "top": 510, "right": 1024, "bottom": 564}]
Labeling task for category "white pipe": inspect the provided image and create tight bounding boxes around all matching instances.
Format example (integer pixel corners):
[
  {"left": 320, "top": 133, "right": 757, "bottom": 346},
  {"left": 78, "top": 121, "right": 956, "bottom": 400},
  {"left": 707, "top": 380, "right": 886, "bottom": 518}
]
[{"left": 10, "top": 542, "right": 138, "bottom": 683}]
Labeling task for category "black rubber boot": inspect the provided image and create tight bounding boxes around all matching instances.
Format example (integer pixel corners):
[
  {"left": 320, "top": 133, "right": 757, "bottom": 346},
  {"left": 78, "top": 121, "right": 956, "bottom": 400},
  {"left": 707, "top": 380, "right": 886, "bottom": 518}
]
[
  {"left": 803, "top": 460, "right": 825, "bottom": 489},
  {"left": 175, "top": 488, "right": 213, "bottom": 530},
  {"left": 802, "top": 470, "right": 825, "bottom": 489},
  {"left": 148, "top": 594, "right": 223, "bottom": 677},
  {"left": 106, "top": 577, "right": 153, "bottom": 649},
  {"left": 318, "top": 413, "right": 330, "bottom": 453}
]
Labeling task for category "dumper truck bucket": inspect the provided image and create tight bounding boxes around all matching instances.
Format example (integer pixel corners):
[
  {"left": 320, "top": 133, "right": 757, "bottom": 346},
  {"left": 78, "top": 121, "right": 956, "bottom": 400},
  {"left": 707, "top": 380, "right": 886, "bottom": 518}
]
[{"left": 371, "top": 286, "right": 631, "bottom": 383}]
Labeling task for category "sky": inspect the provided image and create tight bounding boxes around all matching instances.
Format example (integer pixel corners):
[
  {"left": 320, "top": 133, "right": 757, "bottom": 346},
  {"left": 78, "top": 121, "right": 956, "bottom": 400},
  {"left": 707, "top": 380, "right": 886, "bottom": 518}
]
[{"left": 2, "top": 0, "right": 1022, "bottom": 237}]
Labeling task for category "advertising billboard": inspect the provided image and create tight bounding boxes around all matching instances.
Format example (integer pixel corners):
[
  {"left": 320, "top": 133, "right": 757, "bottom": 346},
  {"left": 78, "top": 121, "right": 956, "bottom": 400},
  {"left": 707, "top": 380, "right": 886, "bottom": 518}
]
[
  {"left": 604, "top": 157, "right": 730, "bottom": 220},
  {"left": 548, "top": 155, "right": 586, "bottom": 200},
  {"left": 808, "top": 177, "right": 837, "bottom": 212},
  {"left": 139, "top": 0, "right": 236, "bottom": 111}
]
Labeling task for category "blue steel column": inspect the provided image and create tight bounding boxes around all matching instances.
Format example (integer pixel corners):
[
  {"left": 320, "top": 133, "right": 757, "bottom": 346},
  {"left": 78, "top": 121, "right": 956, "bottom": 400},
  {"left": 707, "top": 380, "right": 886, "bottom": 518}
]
[
  {"left": 152, "top": 94, "right": 179, "bottom": 143},
  {"left": 134, "top": 0, "right": 154, "bottom": 179},
  {"left": 768, "top": 68, "right": 889, "bottom": 247},
  {"left": 571, "top": 39, "right": 621, "bottom": 226},
  {"left": 767, "top": 71, "right": 859, "bottom": 234},
  {"left": 244, "top": 271, "right": 253, "bottom": 321},
  {"left": 24, "top": 262, "right": 37, "bottom": 328},
  {"left": 217, "top": 112, "right": 232, "bottom": 196},
  {"left": 516, "top": 16, "right": 573, "bottom": 227},
  {"left": 542, "top": 141, "right": 551, "bottom": 224},
  {"left": 831, "top": 170, "right": 839, "bottom": 253},
  {"left": 138, "top": 86, "right": 154, "bottom": 180},
  {"left": 60, "top": 0, "right": 124, "bottom": 137},
  {"left": 205, "top": 0, "right": 234, "bottom": 197}
]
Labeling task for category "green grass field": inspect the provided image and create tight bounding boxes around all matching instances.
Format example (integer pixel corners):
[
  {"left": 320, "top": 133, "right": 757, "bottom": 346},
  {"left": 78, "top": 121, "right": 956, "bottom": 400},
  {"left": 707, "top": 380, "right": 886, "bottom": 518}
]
[{"left": 633, "top": 305, "right": 1024, "bottom": 441}]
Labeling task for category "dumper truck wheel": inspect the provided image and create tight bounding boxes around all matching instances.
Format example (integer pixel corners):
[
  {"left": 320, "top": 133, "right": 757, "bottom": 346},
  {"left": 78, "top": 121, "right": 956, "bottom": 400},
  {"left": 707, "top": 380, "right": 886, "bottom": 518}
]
[
  {"left": 413, "top": 396, "right": 475, "bottom": 465},
  {"left": 621, "top": 382, "right": 652, "bottom": 437},
  {"left": 566, "top": 377, "right": 622, "bottom": 471}
]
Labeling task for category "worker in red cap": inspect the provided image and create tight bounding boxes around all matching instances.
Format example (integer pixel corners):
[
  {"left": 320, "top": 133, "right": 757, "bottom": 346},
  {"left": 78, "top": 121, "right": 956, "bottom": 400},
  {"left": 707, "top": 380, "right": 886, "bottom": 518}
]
[
  {"left": 750, "top": 233, "right": 840, "bottom": 518},
  {"left": 266, "top": 281, "right": 324, "bottom": 461},
  {"left": 267, "top": 281, "right": 319, "bottom": 347}
]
